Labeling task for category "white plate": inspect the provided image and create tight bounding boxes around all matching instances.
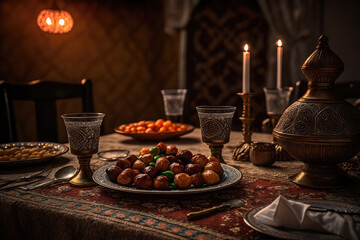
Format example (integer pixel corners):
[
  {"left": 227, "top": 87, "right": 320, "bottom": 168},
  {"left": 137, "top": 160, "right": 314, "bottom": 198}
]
[
  {"left": 93, "top": 163, "right": 243, "bottom": 195},
  {"left": 244, "top": 199, "right": 360, "bottom": 240},
  {"left": 0, "top": 142, "right": 69, "bottom": 168}
]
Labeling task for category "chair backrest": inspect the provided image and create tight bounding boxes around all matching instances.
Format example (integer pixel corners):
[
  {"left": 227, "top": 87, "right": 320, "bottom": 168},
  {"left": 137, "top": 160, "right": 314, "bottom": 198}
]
[{"left": 0, "top": 79, "right": 94, "bottom": 143}]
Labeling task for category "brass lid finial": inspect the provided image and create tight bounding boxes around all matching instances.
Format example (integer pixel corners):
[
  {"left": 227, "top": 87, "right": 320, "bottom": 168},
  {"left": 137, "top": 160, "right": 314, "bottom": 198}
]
[
  {"left": 301, "top": 35, "right": 344, "bottom": 86},
  {"left": 316, "top": 35, "right": 329, "bottom": 49}
]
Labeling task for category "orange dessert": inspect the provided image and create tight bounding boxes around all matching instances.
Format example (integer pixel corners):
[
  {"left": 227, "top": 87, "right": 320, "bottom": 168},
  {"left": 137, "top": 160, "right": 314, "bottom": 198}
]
[{"left": 118, "top": 119, "right": 187, "bottom": 133}]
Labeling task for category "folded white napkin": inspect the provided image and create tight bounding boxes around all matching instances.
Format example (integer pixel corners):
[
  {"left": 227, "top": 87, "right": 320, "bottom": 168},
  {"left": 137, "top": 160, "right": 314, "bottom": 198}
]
[{"left": 254, "top": 195, "right": 360, "bottom": 240}]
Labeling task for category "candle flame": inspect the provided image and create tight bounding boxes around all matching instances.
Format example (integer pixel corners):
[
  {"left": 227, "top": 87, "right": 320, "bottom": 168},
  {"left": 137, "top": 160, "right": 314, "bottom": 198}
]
[
  {"left": 277, "top": 39, "right": 282, "bottom": 47},
  {"left": 244, "top": 44, "right": 249, "bottom": 52}
]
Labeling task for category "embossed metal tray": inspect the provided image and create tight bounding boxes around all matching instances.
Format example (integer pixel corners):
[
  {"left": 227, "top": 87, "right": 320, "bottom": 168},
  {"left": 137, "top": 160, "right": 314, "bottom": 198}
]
[{"left": 93, "top": 163, "right": 242, "bottom": 195}]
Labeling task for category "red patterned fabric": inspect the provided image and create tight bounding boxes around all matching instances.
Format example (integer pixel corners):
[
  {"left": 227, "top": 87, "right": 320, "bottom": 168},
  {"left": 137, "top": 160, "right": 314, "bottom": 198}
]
[{"left": 2, "top": 176, "right": 343, "bottom": 239}]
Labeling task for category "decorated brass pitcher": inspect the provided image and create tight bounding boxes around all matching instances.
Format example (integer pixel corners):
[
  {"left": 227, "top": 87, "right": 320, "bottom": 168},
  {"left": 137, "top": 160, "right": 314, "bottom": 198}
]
[{"left": 273, "top": 35, "right": 360, "bottom": 188}]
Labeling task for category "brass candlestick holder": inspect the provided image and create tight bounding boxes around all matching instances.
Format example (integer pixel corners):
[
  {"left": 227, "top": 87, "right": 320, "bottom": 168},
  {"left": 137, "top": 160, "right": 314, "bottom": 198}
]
[{"left": 233, "top": 93, "right": 255, "bottom": 161}]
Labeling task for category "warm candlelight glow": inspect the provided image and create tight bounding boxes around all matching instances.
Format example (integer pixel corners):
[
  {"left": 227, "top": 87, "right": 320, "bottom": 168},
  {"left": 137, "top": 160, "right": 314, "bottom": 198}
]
[
  {"left": 59, "top": 19, "right": 65, "bottom": 26},
  {"left": 277, "top": 39, "right": 282, "bottom": 47},
  {"left": 244, "top": 44, "right": 249, "bottom": 52},
  {"left": 46, "top": 17, "right": 52, "bottom": 25},
  {"left": 37, "top": 9, "right": 73, "bottom": 34}
]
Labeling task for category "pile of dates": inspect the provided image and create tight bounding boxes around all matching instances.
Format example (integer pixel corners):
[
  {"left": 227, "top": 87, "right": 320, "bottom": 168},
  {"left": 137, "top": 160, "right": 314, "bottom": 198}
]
[{"left": 106, "top": 142, "right": 224, "bottom": 190}]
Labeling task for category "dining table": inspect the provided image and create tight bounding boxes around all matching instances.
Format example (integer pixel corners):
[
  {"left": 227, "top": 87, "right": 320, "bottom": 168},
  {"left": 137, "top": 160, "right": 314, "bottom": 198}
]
[{"left": 1, "top": 128, "right": 360, "bottom": 240}]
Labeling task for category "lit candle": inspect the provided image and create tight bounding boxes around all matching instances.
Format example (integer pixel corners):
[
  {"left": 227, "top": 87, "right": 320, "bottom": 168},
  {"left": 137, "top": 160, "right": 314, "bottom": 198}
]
[
  {"left": 276, "top": 39, "right": 283, "bottom": 89},
  {"left": 242, "top": 44, "right": 250, "bottom": 93}
]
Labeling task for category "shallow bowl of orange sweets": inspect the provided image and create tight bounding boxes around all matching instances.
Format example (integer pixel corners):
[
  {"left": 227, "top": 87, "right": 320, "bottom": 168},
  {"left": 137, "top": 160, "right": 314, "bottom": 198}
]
[{"left": 115, "top": 119, "right": 195, "bottom": 141}]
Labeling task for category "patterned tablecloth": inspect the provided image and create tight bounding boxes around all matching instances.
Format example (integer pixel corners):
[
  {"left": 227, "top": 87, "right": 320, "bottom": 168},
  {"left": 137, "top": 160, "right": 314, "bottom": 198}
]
[{"left": 1, "top": 129, "right": 359, "bottom": 240}]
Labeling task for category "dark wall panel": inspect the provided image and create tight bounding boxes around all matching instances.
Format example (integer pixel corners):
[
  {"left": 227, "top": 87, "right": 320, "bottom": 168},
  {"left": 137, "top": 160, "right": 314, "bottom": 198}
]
[{"left": 0, "top": 0, "right": 179, "bottom": 142}]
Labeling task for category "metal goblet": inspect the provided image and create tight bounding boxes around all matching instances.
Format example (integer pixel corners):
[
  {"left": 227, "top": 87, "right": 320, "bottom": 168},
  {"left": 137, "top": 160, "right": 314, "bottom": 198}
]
[
  {"left": 62, "top": 113, "right": 105, "bottom": 187},
  {"left": 196, "top": 106, "right": 236, "bottom": 164}
]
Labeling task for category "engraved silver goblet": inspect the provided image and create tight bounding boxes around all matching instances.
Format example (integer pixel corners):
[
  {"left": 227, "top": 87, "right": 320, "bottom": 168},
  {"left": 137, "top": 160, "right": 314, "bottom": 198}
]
[
  {"left": 196, "top": 106, "right": 236, "bottom": 164},
  {"left": 62, "top": 113, "right": 105, "bottom": 187}
]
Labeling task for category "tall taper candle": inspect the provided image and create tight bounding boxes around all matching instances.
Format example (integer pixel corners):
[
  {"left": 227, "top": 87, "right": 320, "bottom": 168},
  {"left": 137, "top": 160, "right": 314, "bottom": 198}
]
[
  {"left": 276, "top": 39, "right": 283, "bottom": 89},
  {"left": 243, "top": 44, "right": 250, "bottom": 93}
]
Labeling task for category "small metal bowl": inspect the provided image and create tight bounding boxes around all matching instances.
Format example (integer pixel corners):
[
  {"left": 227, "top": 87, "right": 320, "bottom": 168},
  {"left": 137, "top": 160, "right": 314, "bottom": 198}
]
[
  {"left": 250, "top": 142, "right": 276, "bottom": 166},
  {"left": 97, "top": 149, "right": 130, "bottom": 161}
]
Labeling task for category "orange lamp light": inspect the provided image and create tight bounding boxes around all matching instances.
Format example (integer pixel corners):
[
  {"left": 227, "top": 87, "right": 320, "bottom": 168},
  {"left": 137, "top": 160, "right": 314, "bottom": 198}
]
[{"left": 37, "top": 8, "right": 73, "bottom": 34}]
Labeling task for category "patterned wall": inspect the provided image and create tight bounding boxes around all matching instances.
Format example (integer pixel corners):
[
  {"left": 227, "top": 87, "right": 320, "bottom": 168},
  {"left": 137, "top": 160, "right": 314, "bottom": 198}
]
[
  {"left": 185, "top": 0, "right": 268, "bottom": 131},
  {"left": 0, "top": 0, "right": 179, "bottom": 142}
]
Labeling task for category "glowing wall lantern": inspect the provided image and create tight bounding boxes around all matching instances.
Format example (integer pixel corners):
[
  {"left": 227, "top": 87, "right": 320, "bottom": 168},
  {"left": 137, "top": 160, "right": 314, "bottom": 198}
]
[{"left": 37, "top": 8, "right": 73, "bottom": 34}]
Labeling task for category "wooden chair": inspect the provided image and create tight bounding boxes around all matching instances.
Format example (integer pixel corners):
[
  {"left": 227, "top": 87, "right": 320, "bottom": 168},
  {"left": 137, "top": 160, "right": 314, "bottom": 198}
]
[{"left": 0, "top": 79, "right": 94, "bottom": 143}]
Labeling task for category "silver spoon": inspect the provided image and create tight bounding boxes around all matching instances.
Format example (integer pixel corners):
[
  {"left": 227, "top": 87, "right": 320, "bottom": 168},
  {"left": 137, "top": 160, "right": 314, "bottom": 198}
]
[{"left": 25, "top": 166, "right": 77, "bottom": 190}]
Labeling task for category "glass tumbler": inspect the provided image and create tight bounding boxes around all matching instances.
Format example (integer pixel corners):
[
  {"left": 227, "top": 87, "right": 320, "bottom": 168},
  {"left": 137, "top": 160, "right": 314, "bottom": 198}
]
[{"left": 161, "top": 89, "right": 187, "bottom": 123}]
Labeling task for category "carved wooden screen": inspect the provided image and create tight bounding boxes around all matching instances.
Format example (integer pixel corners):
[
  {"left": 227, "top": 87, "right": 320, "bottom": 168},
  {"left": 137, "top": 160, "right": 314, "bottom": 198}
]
[{"left": 185, "top": 0, "right": 268, "bottom": 131}]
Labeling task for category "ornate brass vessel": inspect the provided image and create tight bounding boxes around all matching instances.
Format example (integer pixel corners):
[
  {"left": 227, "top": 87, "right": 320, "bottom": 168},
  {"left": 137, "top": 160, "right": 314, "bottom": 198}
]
[{"left": 273, "top": 35, "right": 360, "bottom": 188}]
